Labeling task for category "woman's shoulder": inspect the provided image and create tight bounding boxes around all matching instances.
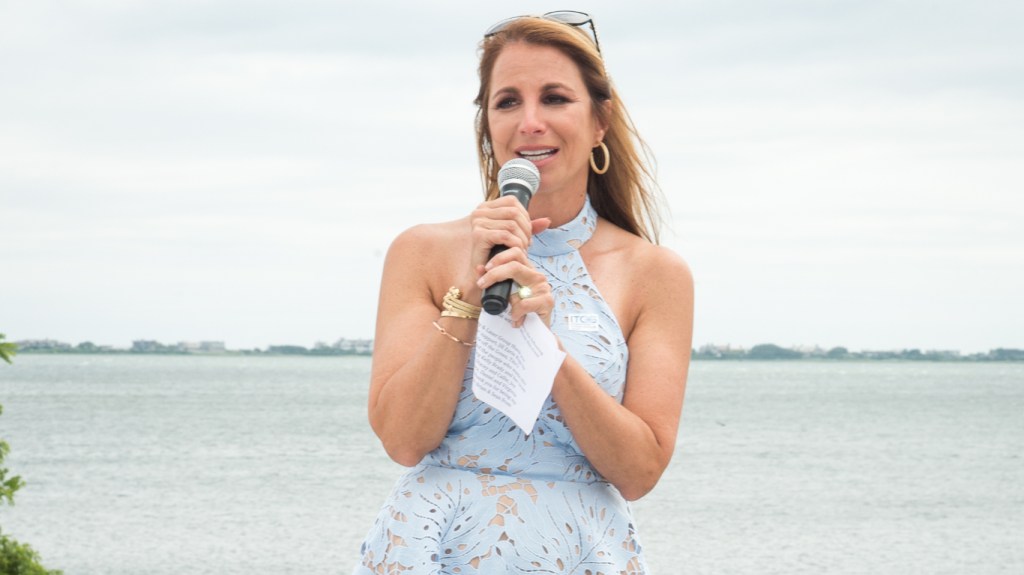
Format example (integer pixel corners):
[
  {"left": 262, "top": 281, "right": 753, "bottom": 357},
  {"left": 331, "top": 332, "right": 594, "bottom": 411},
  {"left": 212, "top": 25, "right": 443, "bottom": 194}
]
[
  {"left": 594, "top": 220, "right": 692, "bottom": 285},
  {"left": 585, "top": 220, "right": 692, "bottom": 335},
  {"left": 387, "top": 218, "right": 468, "bottom": 258},
  {"left": 641, "top": 239, "right": 692, "bottom": 285},
  {"left": 381, "top": 218, "right": 473, "bottom": 300},
  {"left": 380, "top": 219, "right": 471, "bottom": 289}
]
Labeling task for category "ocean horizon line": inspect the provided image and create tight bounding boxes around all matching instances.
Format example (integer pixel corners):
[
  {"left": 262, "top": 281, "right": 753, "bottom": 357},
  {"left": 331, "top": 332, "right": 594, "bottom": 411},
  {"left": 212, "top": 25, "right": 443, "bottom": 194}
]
[{"left": 8, "top": 338, "right": 1023, "bottom": 362}]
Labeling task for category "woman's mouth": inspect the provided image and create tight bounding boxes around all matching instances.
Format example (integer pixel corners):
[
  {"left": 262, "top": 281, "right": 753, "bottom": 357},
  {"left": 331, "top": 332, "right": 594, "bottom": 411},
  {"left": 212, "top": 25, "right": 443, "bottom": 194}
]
[{"left": 517, "top": 148, "right": 558, "bottom": 162}]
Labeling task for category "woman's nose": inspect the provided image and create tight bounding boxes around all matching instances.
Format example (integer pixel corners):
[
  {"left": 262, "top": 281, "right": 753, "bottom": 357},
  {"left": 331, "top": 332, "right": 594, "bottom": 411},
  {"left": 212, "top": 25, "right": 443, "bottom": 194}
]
[{"left": 518, "top": 103, "right": 546, "bottom": 135}]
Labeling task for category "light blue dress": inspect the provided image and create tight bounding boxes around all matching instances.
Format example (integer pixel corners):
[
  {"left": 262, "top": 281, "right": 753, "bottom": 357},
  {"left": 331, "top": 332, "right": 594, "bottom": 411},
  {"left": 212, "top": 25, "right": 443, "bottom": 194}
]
[{"left": 354, "top": 197, "right": 647, "bottom": 574}]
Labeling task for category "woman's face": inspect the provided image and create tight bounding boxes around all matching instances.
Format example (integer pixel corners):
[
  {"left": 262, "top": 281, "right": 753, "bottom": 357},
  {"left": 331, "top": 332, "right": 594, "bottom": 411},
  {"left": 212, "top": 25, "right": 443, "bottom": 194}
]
[{"left": 487, "top": 42, "right": 606, "bottom": 198}]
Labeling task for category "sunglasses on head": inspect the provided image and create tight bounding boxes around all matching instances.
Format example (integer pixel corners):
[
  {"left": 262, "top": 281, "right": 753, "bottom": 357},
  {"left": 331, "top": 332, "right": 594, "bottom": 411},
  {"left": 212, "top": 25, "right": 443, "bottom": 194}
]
[{"left": 484, "top": 10, "right": 602, "bottom": 56}]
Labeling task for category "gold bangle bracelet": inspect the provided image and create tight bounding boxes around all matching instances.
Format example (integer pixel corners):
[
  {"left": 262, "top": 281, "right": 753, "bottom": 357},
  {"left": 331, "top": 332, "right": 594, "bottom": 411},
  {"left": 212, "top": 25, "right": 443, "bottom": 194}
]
[
  {"left": 442, "top": 286, "right": 481, "bottom": 320},
  {"left": 432, "top": 321, "right": 475, "bottom": 347}
]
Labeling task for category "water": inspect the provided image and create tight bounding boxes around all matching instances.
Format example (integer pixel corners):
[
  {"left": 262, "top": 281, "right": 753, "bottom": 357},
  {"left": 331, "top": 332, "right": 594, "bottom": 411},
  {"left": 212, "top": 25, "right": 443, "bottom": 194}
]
[{"left": 1, "top": 356, "right": 1021, "bottom": 574}]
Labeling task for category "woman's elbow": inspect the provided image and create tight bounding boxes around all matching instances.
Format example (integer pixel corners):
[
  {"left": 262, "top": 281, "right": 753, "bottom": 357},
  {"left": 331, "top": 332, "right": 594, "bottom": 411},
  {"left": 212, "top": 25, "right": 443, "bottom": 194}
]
[
  {"left": 369, "top": 411, "right": 443, "bottom": 467},
  {"left": 615, "top": 464, "right": 667, "bottom": 501},
  {"left": 384, "top": 444, "right": 428, "bottom": 467},
  {"left": 375, "top": 426, "right": 438, "bottom": 467},
  {"left": 617, "top": 481, "right": 656, "bottom": 502},
  {"left": 374, "top": 431, "right": 433, "bottom": 467}
]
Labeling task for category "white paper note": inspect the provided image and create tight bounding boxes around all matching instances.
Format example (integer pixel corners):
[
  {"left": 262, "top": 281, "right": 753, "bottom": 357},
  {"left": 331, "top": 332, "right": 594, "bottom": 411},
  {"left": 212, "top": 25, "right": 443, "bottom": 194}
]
[{"left": 471, "top": 310, "right": 567, "bottom": 435}]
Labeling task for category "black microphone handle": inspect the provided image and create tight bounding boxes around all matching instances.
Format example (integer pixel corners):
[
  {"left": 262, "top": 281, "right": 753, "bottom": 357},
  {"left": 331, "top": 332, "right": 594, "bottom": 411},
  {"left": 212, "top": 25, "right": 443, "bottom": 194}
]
[
  {"left": 481, "top": 245, "right": 513, "bottom": 315},
  {"left": 480, "top": 184, "right": 532, "bottom": 315}
]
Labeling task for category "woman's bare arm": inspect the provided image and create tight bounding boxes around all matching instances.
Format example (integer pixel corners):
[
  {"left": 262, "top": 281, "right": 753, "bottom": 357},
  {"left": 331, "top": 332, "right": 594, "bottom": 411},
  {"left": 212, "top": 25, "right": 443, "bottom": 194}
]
[{"left": 551, "top": 244, "right": 694, "bottom": 500}]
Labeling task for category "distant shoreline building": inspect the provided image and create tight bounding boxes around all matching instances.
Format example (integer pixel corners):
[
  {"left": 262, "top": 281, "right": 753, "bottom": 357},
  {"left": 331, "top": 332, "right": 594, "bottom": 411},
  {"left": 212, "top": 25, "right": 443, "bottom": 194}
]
[
  {"left": 334, "top": 338, "right": 373, "bottom": 355},
  {"left": 130, "top": 340, "right": 226, "bottom": 353},
  {"left": 14, "top": 339, "right": 73, "bottom": 352}
]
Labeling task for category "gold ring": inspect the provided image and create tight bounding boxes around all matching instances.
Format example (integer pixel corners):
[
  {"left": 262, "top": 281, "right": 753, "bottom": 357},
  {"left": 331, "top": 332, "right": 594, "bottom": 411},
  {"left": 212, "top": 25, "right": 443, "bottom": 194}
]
[{"left": 516, "top": 285, "right": 533, "bottom": 300}]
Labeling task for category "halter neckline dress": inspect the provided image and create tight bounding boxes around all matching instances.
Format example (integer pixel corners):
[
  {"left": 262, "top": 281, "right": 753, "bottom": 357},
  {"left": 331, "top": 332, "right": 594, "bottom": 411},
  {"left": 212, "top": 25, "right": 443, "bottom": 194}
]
[{"left": 355, "top": 196, "right": 646, "bottom": 574}]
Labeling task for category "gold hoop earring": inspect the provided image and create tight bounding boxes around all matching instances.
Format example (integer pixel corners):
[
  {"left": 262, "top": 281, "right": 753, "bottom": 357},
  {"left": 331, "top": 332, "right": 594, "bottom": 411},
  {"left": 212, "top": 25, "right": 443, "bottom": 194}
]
[{"left": 590, "top": 141, "right": 610, "bottom": 175}]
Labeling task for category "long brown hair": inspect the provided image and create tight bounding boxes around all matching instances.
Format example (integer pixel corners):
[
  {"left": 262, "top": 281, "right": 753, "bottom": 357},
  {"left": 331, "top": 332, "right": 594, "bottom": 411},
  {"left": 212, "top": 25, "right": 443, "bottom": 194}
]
[{"left": 474, "top": 17, "right": 662, "bottom": 243}]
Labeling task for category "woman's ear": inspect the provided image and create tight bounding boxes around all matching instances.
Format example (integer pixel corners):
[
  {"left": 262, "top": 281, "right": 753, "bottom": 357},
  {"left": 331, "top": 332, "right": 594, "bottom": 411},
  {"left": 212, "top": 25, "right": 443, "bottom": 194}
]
[{"left": 595, "top": 99, "right": 612, "bottom": 144}]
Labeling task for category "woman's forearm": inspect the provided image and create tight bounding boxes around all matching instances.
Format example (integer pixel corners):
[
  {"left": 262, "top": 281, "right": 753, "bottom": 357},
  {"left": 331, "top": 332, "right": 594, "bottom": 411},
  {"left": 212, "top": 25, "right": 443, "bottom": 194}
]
[
  {"left": 369, "top": 317, "right": 477, "bottom": 466},
  {"left": 551, "top": 356, "right": 674, "bottom": 500}
]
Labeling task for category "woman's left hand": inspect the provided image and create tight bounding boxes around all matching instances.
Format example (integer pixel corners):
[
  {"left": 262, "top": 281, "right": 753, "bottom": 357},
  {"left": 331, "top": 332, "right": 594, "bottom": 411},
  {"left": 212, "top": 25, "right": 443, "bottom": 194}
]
[{"left": 475, "top": 246, "right": 554, "bottom": 328}]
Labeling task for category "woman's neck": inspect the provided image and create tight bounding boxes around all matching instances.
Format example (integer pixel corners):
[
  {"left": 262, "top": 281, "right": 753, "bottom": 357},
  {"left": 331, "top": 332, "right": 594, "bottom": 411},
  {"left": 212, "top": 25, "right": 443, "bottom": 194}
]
[{"left": 528, "top": 189, "right": 587, "bottom": 228}]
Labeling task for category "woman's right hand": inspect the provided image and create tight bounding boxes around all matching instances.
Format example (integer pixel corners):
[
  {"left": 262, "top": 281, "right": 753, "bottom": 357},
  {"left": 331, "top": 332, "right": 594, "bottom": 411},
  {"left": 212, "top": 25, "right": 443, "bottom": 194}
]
[{"left": 464, "top": 196, "right": 549, "bottom": 301}]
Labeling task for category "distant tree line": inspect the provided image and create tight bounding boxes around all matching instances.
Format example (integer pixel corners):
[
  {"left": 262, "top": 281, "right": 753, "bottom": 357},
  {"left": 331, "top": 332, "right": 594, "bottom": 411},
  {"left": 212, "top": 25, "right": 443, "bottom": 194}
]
[
  {"left": 11, "top": 338, "right": 1024, "bottom": 362},
  {"left": 694, "top": 344, "right": 1024, "bottom": 361},
  {"left": 14, "top": 339, "right": 373, "bottom": 356}
]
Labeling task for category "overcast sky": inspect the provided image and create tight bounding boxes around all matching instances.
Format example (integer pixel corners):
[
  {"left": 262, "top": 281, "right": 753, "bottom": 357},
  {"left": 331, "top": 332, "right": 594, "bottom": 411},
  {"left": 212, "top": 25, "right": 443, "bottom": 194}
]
[{"left": 2, "top": 0, "right": 1021, "bottom": 353}]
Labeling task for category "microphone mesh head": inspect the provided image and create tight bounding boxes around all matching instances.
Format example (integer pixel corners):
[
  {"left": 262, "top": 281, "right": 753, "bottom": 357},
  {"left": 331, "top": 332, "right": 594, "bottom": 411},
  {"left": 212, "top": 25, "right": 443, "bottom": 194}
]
[{"left": 497, "top": 158, "right": 541, "bottom": 193}]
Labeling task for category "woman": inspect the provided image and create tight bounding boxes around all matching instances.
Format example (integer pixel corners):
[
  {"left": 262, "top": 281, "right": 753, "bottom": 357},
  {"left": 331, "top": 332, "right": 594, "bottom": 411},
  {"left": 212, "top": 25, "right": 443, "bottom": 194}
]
[{"left": 355, "top": 11, "right": 693, "bottom": 574}]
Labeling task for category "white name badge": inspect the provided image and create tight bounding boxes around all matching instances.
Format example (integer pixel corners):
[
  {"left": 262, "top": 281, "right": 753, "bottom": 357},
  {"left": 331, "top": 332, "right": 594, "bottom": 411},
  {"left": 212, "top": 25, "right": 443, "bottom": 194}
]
[{"left": 566, "top": 314, "right": 600, "bottom": 332}]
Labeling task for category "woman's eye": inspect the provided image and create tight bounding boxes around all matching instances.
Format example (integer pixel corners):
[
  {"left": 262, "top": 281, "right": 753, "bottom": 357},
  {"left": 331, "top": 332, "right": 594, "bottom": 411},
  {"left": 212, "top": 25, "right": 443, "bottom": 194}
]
[
  {"left": 495, "top": 97, "right": 518, "bottom": 109},
  {"left": 543, "top": 94, "right": 570, "bottom": 105}
]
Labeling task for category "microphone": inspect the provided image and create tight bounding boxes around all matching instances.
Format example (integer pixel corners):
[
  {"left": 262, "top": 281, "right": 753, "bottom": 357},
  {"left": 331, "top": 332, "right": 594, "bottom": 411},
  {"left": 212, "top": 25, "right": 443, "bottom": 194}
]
[{"left": 481, "top": 158, "right": 542, "bottom": 315}]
